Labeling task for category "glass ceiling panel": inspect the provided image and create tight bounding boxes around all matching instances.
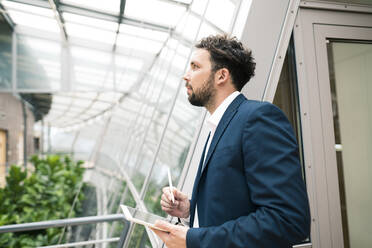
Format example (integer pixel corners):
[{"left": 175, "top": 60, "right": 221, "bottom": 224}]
[
  {"left": 116, "top": 75, "right": 137, "bottom": 92},
  {"left": 65, "top": 22, "right": 116, "bottom": 45},
  {"left": 205, "top": 0, "right": 236, "bottom": 31},
  {"left": 61, "top": 0, "right": 121, "bottom": 14},
  {"left": 166, "top": 39, "right": 178, "bottom": 50},
  {"left": 97, "top": 92, "right": 122, "bottom": 102},
  {"left": 172, "top": 54, "right": 188, "bottom": 72},
  {"left": 159, "top": 49, "right": 188, "bottom": 71},
  {"left": 63, "top": 13, "right": 119, "bottom": 31},
  {"left": 2, "top": 1, "right": 54, "bottom": 17},
  {"left": 164, "top": 74, "right": 182, "bottom": 90},
  {"left": 190, "top": 0, "right": 209, "bottom": 16},
  {"left": 125, "top": 0, "right": 187, "bottom": 27},
  {"left": 73, "top": 92, "right": 99, "bottom": 99},
  {"left": 73, "top": 73, "right": 107, "bottom": 84},
  {"left": 48, "top": 110, "right": 80, "bottom": 119},
  {"left": 71, "top": 46, "right": 113, "bottom": 64},
  {"left": 82, "top": 108, "right": 104, "bottom": 116},
  {"left": 119, "top": 24, "right": 169, "bottom": 42},
  {"left": 91, "top": 101, "right": 112, "bottom": 110},
  {"left": 116, "top": 33, "right": 163, "bottom": 54},
  {"left": 197, "top": 22, "right": 220, "bottom": 40},
  {"left": 17, "top": 35, "right": 61, "bottom": 90},
  {"left": 114, "top": 106, "right": 137, "bottom": 117},
  {"left": 54, "top": 106, "right": 87, "bottom": 114},
  {"left": 115, "top": 55, "right": 144, "bottom": 71},
  {"left": 111, "top": 111, "right": 136, "bottom": 124},
  {"left": 73, "top": 68, "right": 108, "bottom": 81},
  {"left": 175, "top": 12, "right": 201, "bottom": 41},
  {"left": 68, "top": 98, "right": 92, "bottom": 108},
  {"left": 7, "top": 10, "right": 59, "bottom": 33},
  {"left": 52, "top": 95, "right": 98, "bottom": 105},
  {"left": 166, "top": 38, "right": 190, "bottom": 57},
  {"left": 116, "top": 69, "right": 137, "bottom": 80},
  {"left": 70, "top": 47, "right": 116, "bottom": 90},
  {"left": 49, "top": 112, "right": 82, "bottom": 121}
]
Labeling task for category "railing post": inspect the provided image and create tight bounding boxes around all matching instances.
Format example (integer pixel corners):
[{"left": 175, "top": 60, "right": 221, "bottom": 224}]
[{"left": 117, "top": 221, "right": 130, "bottom": 248}]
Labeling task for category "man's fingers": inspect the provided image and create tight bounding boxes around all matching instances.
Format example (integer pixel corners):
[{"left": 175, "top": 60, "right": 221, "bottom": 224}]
[
  {"left": 161, "top": 205, "right": 177, "bottom": 213},
  {"left": 163, "top": 187, "right": 183, "bottom": 199},
  {"left": 161, "top": 193, "right": 171, "bottom": 204},
  {"left": 162, "top": 188, "right": 173, "bottom": 202},
  {"left": 162, "top": 193, "right": 179, "bottom": 207},
  {"left": 160, "top": 199, "right": 172, "bottom": 209},
  {"left": 151, "top": 220, "right": 173, "bottom": 242},
  {"left": 154, "top": 220, "right": 173, "bottom": 231},
  {"left": 151, "top": 228, "right": 169, "bottom": 242},
  {"left": 174, "top": 189, "right": 187, "bottom": 200}
]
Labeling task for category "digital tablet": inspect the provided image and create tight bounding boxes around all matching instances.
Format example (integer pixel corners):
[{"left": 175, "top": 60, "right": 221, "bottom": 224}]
[{"left": 120, "top": 204, "right": 169, "bottom": 232}]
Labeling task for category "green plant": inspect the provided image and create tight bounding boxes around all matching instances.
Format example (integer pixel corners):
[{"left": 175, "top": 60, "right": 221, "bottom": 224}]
[{"left": 0, "top": 155, "right": 86, "bottom": 247}]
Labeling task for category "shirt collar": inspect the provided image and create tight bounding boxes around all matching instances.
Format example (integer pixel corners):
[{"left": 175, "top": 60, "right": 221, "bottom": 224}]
[{"left": 206, "top": 91, "right": 240, "bottom": 132}]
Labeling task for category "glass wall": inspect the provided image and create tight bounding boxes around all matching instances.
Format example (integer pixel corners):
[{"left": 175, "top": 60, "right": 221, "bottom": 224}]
[
  {"left": 17, "top": 35, "right": 61, "bottom": 90},
  {"left": 0, "top": 0, "right": 245, "bottom": 246}
]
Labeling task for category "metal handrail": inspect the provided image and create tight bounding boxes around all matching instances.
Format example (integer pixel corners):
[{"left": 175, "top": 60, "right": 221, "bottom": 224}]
[
  {"left": 0, "top": 214, "right": 125, "bottom": 233},
  {"left": 0, "top": 214, "right": 129, "bottom": 248}
]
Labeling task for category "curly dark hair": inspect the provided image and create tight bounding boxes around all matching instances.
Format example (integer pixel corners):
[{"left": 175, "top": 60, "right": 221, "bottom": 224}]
[{"left": 195, "top": 34, "right": 256, "bottom": 91}]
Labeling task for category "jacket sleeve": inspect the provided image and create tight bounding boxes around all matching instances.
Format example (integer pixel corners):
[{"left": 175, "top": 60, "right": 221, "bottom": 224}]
[{"left": 186, "top": 103, "right": 311, "bottom": 248}]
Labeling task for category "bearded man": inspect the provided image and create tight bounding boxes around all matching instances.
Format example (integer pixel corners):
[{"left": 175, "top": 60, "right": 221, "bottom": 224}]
[{"left": 152, "top": 34, "right": 310, "bottom": 248}]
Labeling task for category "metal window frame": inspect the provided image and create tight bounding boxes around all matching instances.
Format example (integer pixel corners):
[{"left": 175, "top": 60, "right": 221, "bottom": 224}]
[{"left": 293, "top": 3, "right": 372, "bottom": 248}]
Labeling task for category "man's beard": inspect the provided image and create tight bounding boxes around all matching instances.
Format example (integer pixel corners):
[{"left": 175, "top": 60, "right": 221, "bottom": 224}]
[{"left": 187, "top": 73, "right": 216, "bottom": 107}]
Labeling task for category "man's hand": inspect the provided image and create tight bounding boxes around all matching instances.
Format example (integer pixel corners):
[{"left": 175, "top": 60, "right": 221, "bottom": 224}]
[
  {"left": 151, "top": 220, "right": 189, "bottom": 248},
  {"left": 161, "top": 187, "right": 190, "bottom": 218}
]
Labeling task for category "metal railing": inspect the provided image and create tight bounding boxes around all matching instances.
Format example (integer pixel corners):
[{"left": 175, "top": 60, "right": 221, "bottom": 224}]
[{"left": 0, "top": 214, "right": 130, "bottom": 248}]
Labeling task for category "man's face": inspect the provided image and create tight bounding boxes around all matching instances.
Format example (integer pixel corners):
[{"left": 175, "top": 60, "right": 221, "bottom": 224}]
[{"left": 183, "top": 49, "right": 216, "bottom": 107}]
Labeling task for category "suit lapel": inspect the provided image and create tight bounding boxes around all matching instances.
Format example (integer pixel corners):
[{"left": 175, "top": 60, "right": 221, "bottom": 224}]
[
  {"left": 190, "top": 94, "right": 246, "bottom": 227},
  {"left": 201, "top": 94, "right": 246, "bottom": 174},
  {"left": 190, "top": 132, "right": 210, "bottom": 227}
]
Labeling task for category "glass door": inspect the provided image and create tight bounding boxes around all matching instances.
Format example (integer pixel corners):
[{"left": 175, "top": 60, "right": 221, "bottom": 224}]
[
  {"left": 313, "top": 25, "right": 372, "bottom": 248},
  {"left": 326, "top": 40, "right": 372, "bottom": 248}
]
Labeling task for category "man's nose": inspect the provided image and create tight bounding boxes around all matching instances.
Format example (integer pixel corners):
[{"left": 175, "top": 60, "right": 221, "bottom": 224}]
[{"left": 183, "top": 71, "right": 190, "bottom": 82}]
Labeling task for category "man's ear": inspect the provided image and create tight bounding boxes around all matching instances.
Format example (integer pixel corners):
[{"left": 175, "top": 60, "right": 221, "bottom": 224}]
[{"left": 215, "top": 68, "right": 230, "bottom": 86}]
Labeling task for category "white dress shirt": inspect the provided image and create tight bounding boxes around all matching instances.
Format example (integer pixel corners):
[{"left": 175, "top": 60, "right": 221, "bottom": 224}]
[{"left": 193, "top": 91, "right": 240, "bottom": 227}]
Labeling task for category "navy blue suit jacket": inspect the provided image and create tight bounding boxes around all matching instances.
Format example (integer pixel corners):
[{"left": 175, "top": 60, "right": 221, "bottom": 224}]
[{"left": 186, "top": 94, "right": 310, "bottom": 247}]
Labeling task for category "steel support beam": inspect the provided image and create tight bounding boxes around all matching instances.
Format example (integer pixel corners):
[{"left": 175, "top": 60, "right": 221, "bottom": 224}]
[
  {"left": 48, "top": 0, "right": 68, "bottom": 42},
  {"left": 113, "top": 0, "right": 126, "bottom": 51}
]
